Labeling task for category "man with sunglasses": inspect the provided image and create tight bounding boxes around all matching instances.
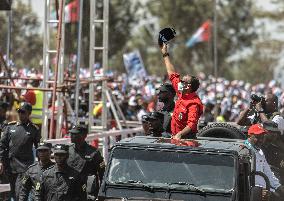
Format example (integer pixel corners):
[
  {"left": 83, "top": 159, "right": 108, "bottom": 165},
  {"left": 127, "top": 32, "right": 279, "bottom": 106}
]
[
  {"left": 19, "top": 142, "right": 54, "bottom": 201},
  {"left": 161, "top": 44, "right": 203, "bottom": 139},
  {"left": 0, "top": 102, "right": 41, "bottom": 200}
]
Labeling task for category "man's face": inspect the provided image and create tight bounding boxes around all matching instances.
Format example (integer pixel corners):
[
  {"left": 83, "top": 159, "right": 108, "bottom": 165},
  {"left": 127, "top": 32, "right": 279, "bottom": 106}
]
[
  {"left": 54, "top": 153, "right": 68, "bottom": 166},
  {"left": 180, "top": 75, "right": 192, "bottom": 94},
  {"left": 148, "top": 118, "right": 163, "bottom": 133},
  {"left": 142, "top": 121, "right": 150, "bottom": 135},
  {"left": 250, "top": 135, "right": 265, "bottom": 147},
  {"left": 265, "top": 96, "right": 277, "bottom": 113},
  {"left": 158, "top": 91, "right": 170, "bottom": 102},
  {"left": 70, "top": 133, "right": 86, "bottom": 145},
  {"left": 37, "top": 149, "right": 51, "bottom": 163},
  {"left": 18, "top": 110, "right": 30, "bottom": 123}
]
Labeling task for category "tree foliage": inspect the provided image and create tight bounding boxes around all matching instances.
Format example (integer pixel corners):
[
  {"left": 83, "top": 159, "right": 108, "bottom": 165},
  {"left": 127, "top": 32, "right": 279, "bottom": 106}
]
[
  {"left": 140, "top": 0, "right": 256, "bottom": 78},
  {"left": 0, "top": 2, "right": 42, "bottom": 68},
  {"left": 64, "top": 0, "right": 140, "bottom": 70}
]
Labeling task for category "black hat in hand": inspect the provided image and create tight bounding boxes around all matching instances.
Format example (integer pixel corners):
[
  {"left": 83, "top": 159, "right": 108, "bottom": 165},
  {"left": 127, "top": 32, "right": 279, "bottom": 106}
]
[{"left": 158, "top": 27, "right": 176, "bottom": 47}]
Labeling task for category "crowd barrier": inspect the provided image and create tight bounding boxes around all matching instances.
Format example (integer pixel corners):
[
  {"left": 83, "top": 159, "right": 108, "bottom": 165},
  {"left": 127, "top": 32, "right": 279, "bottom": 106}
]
[{"left": 0, "top": 126, "right": 143, "bottom": 193}]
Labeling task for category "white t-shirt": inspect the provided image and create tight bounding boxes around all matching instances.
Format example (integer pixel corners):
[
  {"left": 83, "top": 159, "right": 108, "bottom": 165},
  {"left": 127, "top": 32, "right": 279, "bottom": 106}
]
[
  {"left": 245, "top": 140, "right": 281, "bottom": 191},
  {"left": 255, "top": 149, "right": 281, "bottom": 191}
]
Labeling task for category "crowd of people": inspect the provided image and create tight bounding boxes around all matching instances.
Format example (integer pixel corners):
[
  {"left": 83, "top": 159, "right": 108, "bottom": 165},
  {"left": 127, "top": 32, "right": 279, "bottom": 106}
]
[{"left": 1, "top": 44, "right": 284, "bottom": 200}]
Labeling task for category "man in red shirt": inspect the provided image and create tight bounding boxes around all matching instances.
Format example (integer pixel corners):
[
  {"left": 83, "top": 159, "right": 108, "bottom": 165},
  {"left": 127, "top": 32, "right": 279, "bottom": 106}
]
[{"left": 161, "top": 44, "right": 203, "bottom": 139}]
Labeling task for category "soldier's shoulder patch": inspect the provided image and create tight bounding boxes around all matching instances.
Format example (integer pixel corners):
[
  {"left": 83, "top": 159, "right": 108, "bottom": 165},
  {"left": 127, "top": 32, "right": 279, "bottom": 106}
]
[
  {"left": 35, "top": 182, "right": 41, "bottom": 191},
  {"left": 22, "top": 175, "right": 28, "bottom": 185},
  {"left": 82, "top": 184, "right": 86, "bottom": 192},
  {"left": 8, "top": 121, "right": 17, "bottom": 125},
  {"left": 31, "top": 123, "right": 40, "bottom": 130},
  {"left": 99, "top": 161, "right": 106, "bottom": 168}
]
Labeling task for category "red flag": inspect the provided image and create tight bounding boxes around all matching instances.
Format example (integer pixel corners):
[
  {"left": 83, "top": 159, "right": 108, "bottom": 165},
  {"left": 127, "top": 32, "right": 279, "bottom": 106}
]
[
  {"left": 65, "top": 0, "right": 79, "bottom": 23},
  {"left": 186, "top": 20, "right": 212, "bottom": 47}
]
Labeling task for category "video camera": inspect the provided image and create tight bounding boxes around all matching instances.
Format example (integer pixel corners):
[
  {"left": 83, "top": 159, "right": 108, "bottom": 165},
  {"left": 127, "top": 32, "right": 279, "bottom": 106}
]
[
  {"left": 250, "top": 94, "right": 264, "bottom": 104},
  {"left": 250, "top": 94, "right": 266, "bottom": 118}
]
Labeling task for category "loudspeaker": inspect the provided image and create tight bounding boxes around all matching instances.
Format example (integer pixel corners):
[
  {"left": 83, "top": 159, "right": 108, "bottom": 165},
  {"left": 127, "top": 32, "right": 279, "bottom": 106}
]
[{"left": 0, "top": 0, "right": 12, "bottom": 11}]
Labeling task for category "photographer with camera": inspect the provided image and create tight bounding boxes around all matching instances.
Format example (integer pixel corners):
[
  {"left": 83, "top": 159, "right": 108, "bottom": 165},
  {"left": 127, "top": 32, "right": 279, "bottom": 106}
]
[{"left": 237, "top": 93, "right": 284, "bottom": 131}]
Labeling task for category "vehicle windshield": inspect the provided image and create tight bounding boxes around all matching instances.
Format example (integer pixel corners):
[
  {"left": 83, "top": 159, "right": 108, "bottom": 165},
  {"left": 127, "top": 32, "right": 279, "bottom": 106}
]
[{"left": 107, "top": 148, "right": 236, "bottom": 191}]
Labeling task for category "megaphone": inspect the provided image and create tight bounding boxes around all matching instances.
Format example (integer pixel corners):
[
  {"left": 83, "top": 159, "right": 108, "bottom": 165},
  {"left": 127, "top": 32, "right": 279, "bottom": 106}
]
[{"left": 158, "top": 27, "right": 176, "bottom": 47}]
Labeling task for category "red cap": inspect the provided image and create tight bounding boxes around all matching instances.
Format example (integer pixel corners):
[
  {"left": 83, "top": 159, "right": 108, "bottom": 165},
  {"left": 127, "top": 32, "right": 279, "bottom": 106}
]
[{"left": 248, "top": 124, "right": 268, "bottom": 136}]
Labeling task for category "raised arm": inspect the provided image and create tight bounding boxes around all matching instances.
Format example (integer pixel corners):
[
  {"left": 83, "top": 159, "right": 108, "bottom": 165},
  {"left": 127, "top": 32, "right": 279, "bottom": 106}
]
[{"left": 161, "top": 44, "right": 176, "bottom": 76}]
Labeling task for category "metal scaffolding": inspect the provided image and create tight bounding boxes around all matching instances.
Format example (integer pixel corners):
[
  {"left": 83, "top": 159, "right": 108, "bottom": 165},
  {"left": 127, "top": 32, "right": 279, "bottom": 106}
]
[
  {"left": 0, "top": 0, "right": 134, "bottom": 147},
  {"left": 89, "top": 0, "right": 109, "bottom": 133},
  {"left": 42, "top": 0, "right": 66, "bottom": 140}
]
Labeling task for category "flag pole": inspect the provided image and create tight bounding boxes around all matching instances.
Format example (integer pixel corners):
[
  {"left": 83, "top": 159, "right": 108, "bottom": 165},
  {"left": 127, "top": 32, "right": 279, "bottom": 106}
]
[
  {"left": 74, "top": 0, "right": 83, "bottom": 123},
  {"left": 213, "top": 0, "right": 218, "bottom": 118}
]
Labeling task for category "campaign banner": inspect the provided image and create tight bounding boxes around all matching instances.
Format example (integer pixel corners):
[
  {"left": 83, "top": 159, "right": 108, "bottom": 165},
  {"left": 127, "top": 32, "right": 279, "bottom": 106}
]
[{"left": 123, "top": 50, "right": 147, "bottom": 83}]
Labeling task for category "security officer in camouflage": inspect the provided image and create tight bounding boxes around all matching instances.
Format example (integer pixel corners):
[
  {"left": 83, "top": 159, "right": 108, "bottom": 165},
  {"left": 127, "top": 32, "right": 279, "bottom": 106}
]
[
  {"left": 35, "top": 144, "right": 87, "bottom": 201},
  {"left": 156, "top": 83, "right": 175, "bottom": 133},
  {"left": 143, "top": 112, "right": 172, "bottom": 138},
  {"left": 67, "top": 125, "right": 105, "bottom": 199},
  {"left": 0, "top": 101, "right": 9, "bottom": 201},
  {"left": 0, "top": 102, "right": 41, "bottom": 200},
  {"left": 19, "top": 142, "right": 54, "bottom": 201}
]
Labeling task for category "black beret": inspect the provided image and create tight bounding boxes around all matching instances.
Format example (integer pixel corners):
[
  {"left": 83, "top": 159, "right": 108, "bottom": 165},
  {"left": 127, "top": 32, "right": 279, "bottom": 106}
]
[
  {"left": 17, "top": 102, "right": 32, "bottom": 112},
  {"left": 148, "top": 112, "right": 164, "bottom": 121},
  {"left": 157, "top": 83, "right": 175, "bottom": 95},
  {"left": 37, "top": 142, "right": 52, "bottom": 150},
  {"left": 53, "top": 144, "right": 69, "bottom": 154},
  {"left": 69, "top": 125, "right": 88, "bottom": 135}
]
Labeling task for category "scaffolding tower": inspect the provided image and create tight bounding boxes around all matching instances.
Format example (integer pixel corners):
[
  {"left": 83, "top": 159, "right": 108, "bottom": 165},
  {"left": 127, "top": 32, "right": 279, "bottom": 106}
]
[
  {"left": 40, "top": 0, "right": 127, "bottom": 147},
  {"left": 42, "top": 0, "right": 66, "bottom": 139}
]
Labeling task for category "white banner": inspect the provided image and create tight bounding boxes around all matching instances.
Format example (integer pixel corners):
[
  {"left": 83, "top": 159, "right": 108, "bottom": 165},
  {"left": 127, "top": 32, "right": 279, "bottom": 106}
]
[{"left": 123, "top": 50, "right": 147, "bottom": 84}]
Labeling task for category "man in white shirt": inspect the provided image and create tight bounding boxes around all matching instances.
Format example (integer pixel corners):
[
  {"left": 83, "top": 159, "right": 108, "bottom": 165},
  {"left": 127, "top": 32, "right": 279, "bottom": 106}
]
[{"left": 245, "top": 124, "right": 281, "bottom": 192}]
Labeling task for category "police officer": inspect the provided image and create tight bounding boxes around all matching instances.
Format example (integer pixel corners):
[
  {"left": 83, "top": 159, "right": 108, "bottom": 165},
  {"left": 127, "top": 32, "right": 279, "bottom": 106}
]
[
  {"left": 145, "top": 112, "right": 171, "bottom": 138},
  {"left": 35, "top": 144, "right": 87, "bottom": 201},
  {"left": 67, "top": 125, "right": 105, "bottom": 199},
  {"left": 0, "top": 101, "right": 9, "bottom": 201},
  {"left": 0, "top": 102, "right": 41, "bottom": 200},
  {"left": 19, "top": 142, "right": 54, "bottom": 201},
  {"left": 262, "top": 120, "right": 284, "bottom": 185},
  {"left": 156, "top": 83, "right": 175, "bottom": 133}
]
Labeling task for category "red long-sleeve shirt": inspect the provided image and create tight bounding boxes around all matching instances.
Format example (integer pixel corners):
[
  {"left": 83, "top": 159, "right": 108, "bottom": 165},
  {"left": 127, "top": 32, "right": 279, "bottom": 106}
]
[{"left": 169, "top": 73, "right": 203, "bottom": 135}]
